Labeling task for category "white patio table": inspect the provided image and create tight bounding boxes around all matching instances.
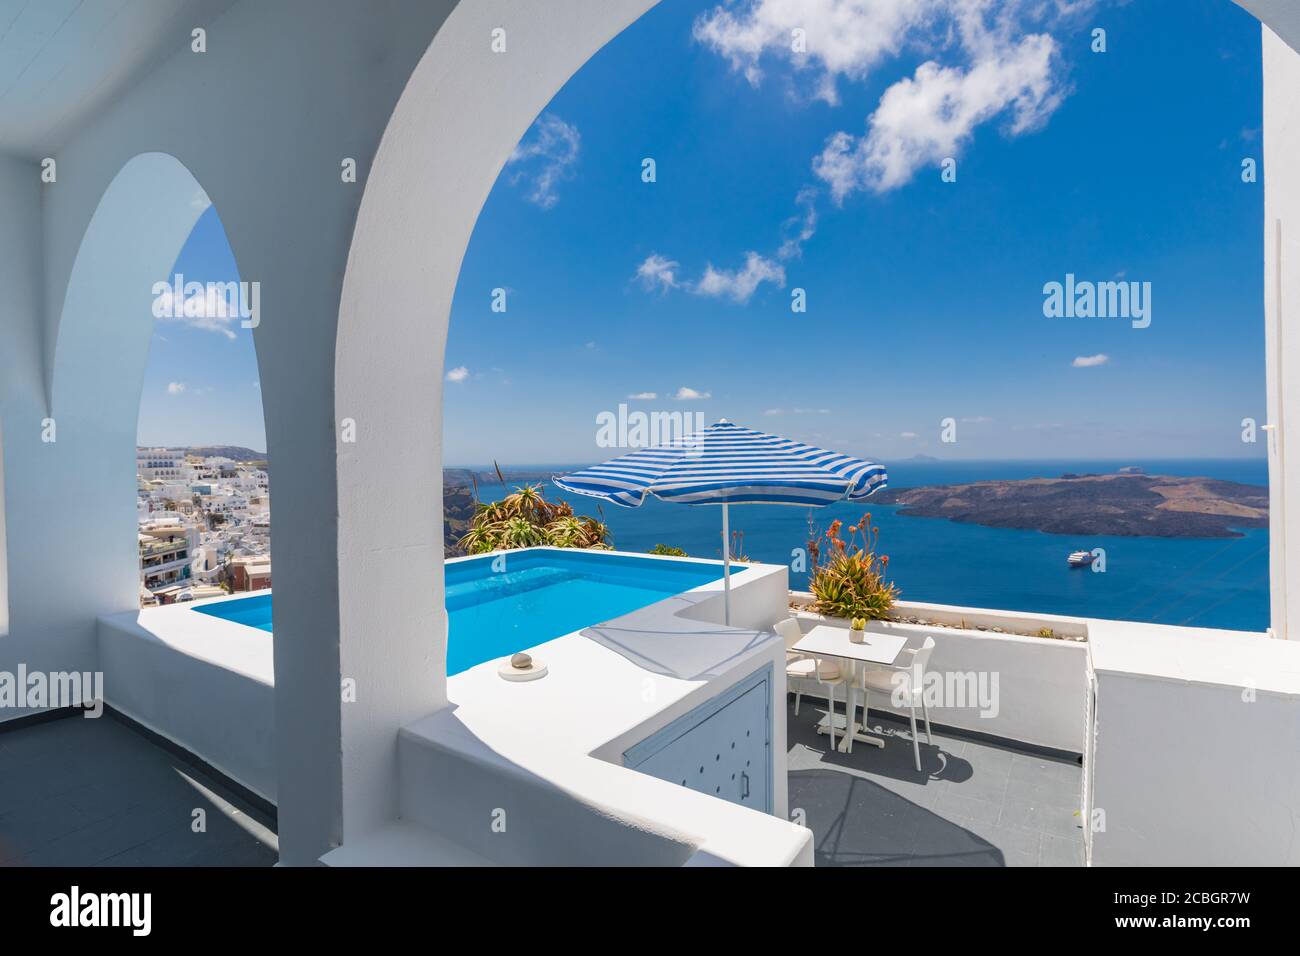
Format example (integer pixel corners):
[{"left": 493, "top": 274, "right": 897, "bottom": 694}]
[{"left": 792, "top": 624, "right": 907, "bottom": 753}]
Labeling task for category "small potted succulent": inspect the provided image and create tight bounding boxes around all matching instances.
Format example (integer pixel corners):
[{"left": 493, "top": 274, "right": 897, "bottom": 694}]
[{"left": 849, "top": 616, "right": 868, "bottom": 644}]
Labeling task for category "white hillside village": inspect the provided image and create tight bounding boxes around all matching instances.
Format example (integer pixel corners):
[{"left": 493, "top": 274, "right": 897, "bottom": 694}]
[{"left": 136, "top": 448, "right": 271, "bottom": 606}]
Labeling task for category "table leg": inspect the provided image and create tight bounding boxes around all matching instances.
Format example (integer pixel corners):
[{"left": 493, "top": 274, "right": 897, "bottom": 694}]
[
  {"left": 839, "top": 664, "right": 859, "bottom": 753},
  {"left": 853, "top": 681, "right": 887, "bottom": 749}
]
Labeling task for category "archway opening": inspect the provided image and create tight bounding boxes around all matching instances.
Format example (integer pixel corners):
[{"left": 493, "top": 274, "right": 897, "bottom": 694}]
[
  {"left": 48, "top": 152, "right": 263, "bottom": 650},
  {"left": 442, "top": 0, "right": 1268, "bottom": 633},
  {"left": 135, "top": 203, "right": 269, "bottom": 608}
]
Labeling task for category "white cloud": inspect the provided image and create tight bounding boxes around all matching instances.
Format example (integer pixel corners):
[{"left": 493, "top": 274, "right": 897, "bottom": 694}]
[
  {"left": 675, "top": 387, "right": 712, "bottom": 400},
  {"left": 900, "top": 431, "right": 918, "bottom": 439},
  {"left": 693, "top": 0, "right": 942, "bottom": 105},
  {"left": 446, "top": 366, "right": 470, "bottom": 383},
  {"left": 635, "top": 254, "right": 681, "bottom": 292},
  {"left": 505, "top": 114, "right": 580, "bottom": 209},
  {"left": 815, "top": 31, "right": 1061, "bottom": 199},
  {"left": 693, "top": 252, "right": 785, "bottom": 303},
  {"left": 627, "top": 391, "right": 658, "bottom": 400},
  {"left": 695, "top": 1, "right": 1086, "bottom": 200},
  {"left": 1072, "top": 353, "right": 1109, "bottom": 368},
  {"left": 154, "top": 285, "right": 242, "bottom": 340},
  {"left": 636, "top": 188, "right": 811, "bottom": 305},
  {"left": 167, "top": 382, "right": 187, "bottom": 395},
  {"left": 765, "top": 407, "right": 829, "bottom": 416},
  {"left": 776, "top": 186, "right": 819, "bottom": 261}
]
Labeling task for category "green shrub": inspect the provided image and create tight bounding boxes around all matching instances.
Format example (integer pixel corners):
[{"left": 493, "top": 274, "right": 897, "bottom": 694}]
[
  {"left": 458, "top": 484, "right": 611, "bottom": 554},
  {"left": 648, "top": 544, "right": 688, "bottom": 556}
]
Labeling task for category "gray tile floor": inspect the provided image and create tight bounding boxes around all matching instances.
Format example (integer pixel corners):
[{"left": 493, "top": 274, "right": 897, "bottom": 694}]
[
  {"left": 1, "top": 701, "right": 1082, "bottom": 867},
  {"left": 0, "top": 714, "right": 277, "bottom": 866},
  {"left": 787, "top": 695, "right": 1085, "bottom": 866}
]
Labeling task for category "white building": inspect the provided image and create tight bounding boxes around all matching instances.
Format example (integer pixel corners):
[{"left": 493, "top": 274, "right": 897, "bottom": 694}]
[
  {"left": 138, "top": 515, "right": 198, "bottom": 597},
  {"left": 136, "top": 448, "right": 187, "bottom": 482}
]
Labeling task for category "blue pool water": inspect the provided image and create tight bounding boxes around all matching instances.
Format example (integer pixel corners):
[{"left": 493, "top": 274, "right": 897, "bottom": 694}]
[{"left": 192, "top": 548, "right": 726, "bottom": 674}]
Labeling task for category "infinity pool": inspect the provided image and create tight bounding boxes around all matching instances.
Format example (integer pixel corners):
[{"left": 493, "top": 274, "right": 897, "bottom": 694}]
[{"left": 191, "top": 548, "right": 727, "bottom": 674}]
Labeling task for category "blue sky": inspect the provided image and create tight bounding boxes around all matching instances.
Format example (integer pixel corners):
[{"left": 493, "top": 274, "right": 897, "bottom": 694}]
[
  {"left": 142, "top": 0, "right": 1266, "bottom": 465},
  {"left": 138, "top": 204, "right": 265, "bottom": 450}
]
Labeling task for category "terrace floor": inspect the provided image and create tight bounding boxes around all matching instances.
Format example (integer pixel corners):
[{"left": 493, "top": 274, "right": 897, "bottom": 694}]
[
  {"left": 787, "top": 695, "right": 1085, "bottom": 866},
  {"left": 1, "top": 699, "right": 1082, "bottom": 867},
  {"left": 0, "top": 712, "right": 277, "bottom": 866}
]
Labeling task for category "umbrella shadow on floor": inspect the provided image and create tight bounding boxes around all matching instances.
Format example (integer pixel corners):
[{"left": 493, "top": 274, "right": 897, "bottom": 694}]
[{"left": 790, "top": 768, "right": 1004, "bottom": 867}]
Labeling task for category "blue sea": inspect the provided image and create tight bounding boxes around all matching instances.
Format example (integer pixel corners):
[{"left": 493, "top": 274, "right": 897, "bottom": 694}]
[{"left": 473, "top": 459, "right": 1270, "bottom": 633}]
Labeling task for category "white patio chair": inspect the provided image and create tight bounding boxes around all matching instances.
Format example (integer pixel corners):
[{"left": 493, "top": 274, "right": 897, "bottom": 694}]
[
  {"left": 858, "top": 635, "right": 935, "bottom": 771},
  {"left": 775, "top": 617, "right": 846, "bottom": 750}
]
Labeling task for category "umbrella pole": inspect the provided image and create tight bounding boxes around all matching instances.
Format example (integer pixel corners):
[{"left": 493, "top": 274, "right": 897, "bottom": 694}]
[{"left": 721, "top": 502, "right": 731, "bottom": 625}]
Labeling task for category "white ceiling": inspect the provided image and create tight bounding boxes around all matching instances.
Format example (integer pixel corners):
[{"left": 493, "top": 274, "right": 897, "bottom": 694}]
[
  {"left": 0, "top": 0, "right": 234, "bottom": 160},
  {"left": 1245, "top": 0, "right": 1300, "bottom": 54},
  {"left": 1, "top": 1, "right": 1298, "bottom": 163}
]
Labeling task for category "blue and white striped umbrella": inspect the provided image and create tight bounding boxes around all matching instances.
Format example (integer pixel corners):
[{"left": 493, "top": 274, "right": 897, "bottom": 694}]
[
  {"left": 554, "top": 420, "right": 887, "bottom": 623},
  {"left": 554, "top": 420, "right": 887, "bottom": 507}
]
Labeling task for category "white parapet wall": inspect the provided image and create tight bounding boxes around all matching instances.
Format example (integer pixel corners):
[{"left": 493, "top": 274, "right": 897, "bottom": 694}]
[
  {"left": 789, "top": 595, "right": 1090, "bottom": 754},
  {"left": 1085, "top": 621, "right": 1300, "bottom": 866},
  {"left": 96, "top": 592, "right": 276, "bottom": 803}
]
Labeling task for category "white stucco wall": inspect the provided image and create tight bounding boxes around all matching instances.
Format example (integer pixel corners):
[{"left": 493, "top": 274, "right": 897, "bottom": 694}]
[
  {"left": 0, "top": 0, "right": 461, "bottom": 865},
  {"left": 97, "top": 598, "right": 276, "bottom": 802},
  {"left": 1262, "top": 24, "right": 1300, "bottom": 640},
  {"left": 0, "top": 153, "right": 117, "bottom": 707},
  {"left": 0, "top": 154, "right": 45, "bottom": 642},
  {"left": 1086, "top": 623, "right": 1300, "bottom": 865},
  {"left": 333, "top": 0, "right": 657, "bottom": 849},
  {"left": 0, "top": 418, "right": 6, "bottom": 639}
]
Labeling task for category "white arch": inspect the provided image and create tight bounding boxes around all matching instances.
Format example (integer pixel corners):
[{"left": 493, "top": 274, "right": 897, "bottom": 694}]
[
  {"left": 333, "top": 0, "right": 658, "bottom": 845},
  {"left": 19, "top": 154, "right": 216, "bottom": 664}
]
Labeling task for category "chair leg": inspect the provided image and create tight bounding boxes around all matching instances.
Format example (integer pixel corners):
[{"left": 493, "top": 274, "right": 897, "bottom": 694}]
[
  {"left": 909, "top": 704, "right": 921, "bottom": 772},
  {"left": 843, "top": 683, "right": 853, "bottom": 754},
  {"left": 921, "top": 697, "right": 933, "bottom": 744},
  {"left": 825, "top": 683, "right": 836, "bottom": 751},
  {"left": 794, "top": 690, "right": 801, "bottom": 716}
]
